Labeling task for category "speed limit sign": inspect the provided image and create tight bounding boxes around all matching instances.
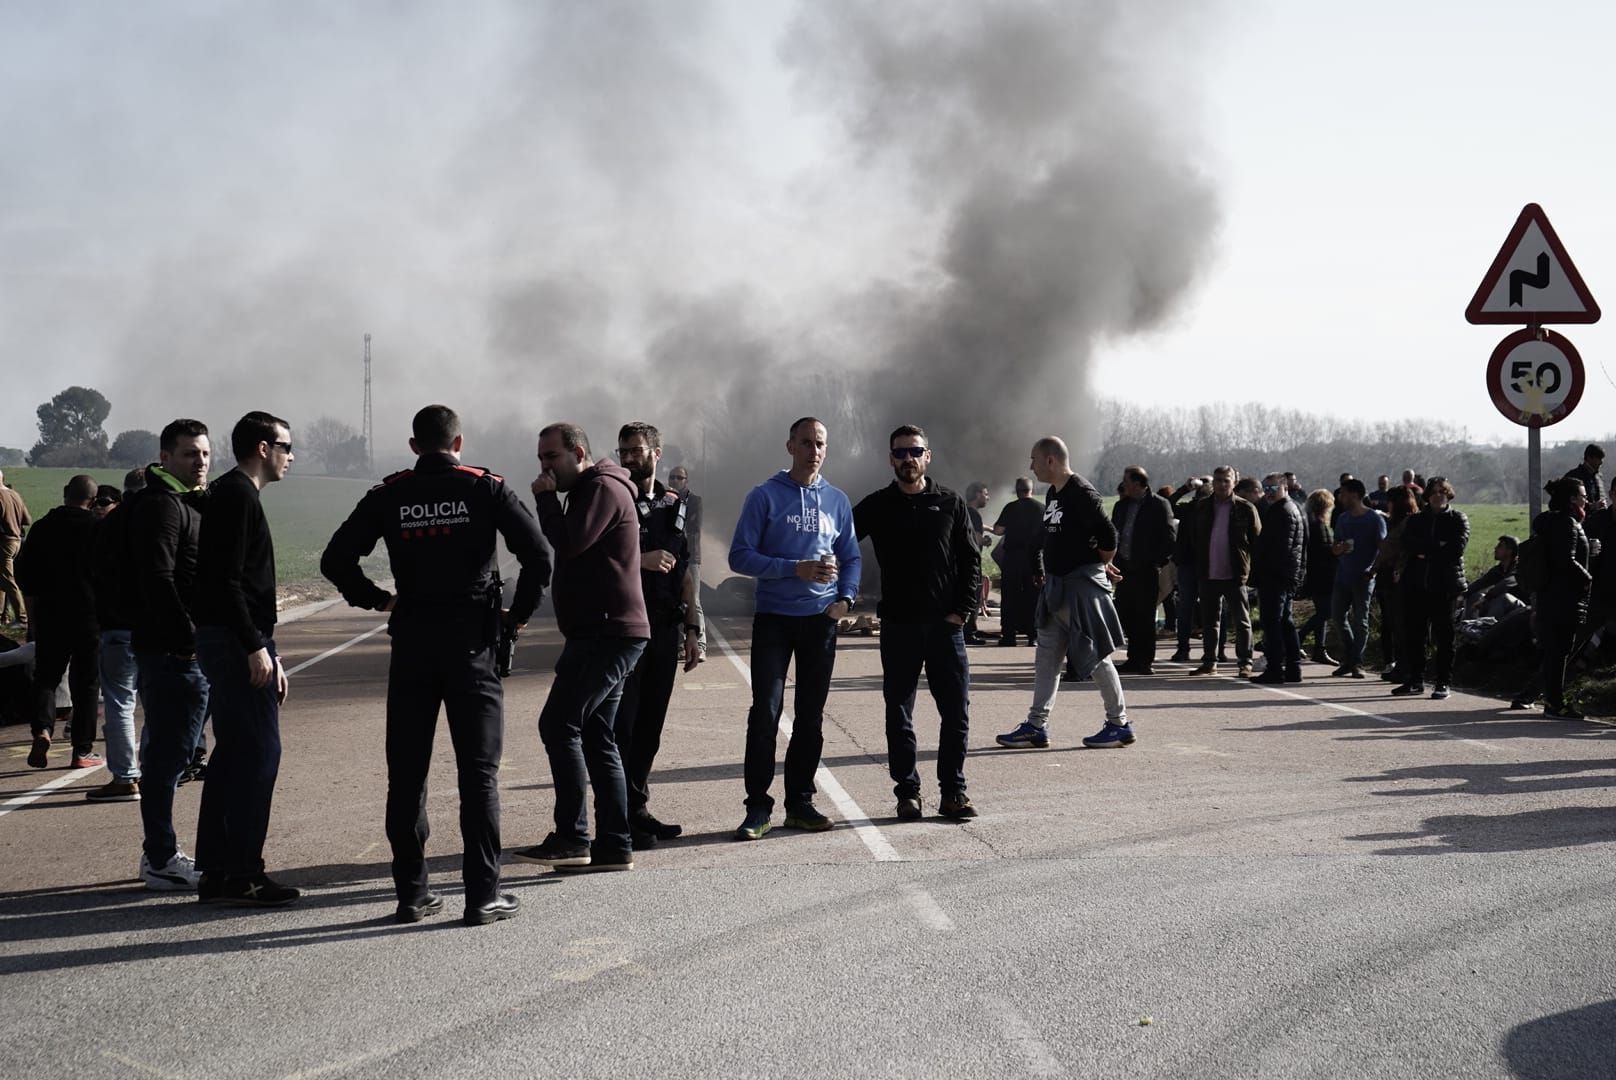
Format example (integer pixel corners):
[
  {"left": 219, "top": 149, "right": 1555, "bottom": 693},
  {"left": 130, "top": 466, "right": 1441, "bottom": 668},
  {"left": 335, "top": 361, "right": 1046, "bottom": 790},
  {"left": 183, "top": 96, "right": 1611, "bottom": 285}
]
[{"left": 1485, "top": 327, "right": 1586, "bottom": 427}]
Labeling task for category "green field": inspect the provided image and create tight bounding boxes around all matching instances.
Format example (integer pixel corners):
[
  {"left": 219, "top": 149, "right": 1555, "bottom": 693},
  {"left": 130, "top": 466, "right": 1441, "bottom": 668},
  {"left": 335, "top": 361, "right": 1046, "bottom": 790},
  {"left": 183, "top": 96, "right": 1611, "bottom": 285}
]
[{"left": 1, "top": 467, "right": 387, "bottom": 604}]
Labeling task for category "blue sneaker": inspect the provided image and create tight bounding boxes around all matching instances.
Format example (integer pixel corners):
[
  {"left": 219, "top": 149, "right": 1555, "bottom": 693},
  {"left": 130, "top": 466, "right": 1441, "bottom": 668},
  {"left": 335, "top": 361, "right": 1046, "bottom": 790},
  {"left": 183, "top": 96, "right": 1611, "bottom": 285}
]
[
  {"left": 1082, "top": 723, "right": 1135, "bottom": 748},
  {"left": 996, "top": 722, "right": 1049, "bottom": 749}
]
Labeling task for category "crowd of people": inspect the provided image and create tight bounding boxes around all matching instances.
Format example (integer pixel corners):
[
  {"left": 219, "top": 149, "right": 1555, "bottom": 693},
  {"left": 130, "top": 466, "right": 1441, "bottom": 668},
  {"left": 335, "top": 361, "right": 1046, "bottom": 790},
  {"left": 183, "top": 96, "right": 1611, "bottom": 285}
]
[{"left": 0, "top": 413, "right": 1607, "bottom": 928}]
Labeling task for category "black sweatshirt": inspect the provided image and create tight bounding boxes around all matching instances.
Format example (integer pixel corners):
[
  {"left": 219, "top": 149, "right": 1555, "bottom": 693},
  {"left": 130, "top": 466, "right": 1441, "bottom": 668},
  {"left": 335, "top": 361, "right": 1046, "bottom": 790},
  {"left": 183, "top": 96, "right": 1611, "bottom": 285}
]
[
  {"left": 194, "top": 469, "right": 277, "bottom": 651},
  {"left": 129, "top": 465, "right": 206, "bottom": 655},
  {"left": 853, "top": 478, "right": 980, "bottom": 621},
  {"left": 14, "top": 504, "right": 100, "bottom": 633},
  {"left": 1038, "top": 474, "right": 1118, "bottom": 577}
]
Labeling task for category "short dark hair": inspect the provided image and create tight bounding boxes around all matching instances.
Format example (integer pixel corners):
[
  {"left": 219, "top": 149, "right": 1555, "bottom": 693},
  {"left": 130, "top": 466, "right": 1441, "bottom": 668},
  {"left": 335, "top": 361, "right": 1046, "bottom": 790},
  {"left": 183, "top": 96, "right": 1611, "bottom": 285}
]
[
  {"left": 1497, "top": 534, "right": 1520, "bottom": 553},
  {"left": 413, "top": 405, "right": 460, "bottom": 451},
  {"left": 1585, "top": 444, "right": 1605, "bottom": 461},
  {"left": 63, "top": 474, "right": 98, "bottom": 504},
  {"left": 539, "top": 422, "right": 591, "bottom": 458},
  {"left": 790, "top": 416, "right": 825, "bottom": 439},
  {"left": 966, "top": 481, "right": 988, "bottom": 500},
  {"left": 94, "top": 484, "right": 121, "bottom": 506},
  {"left": 1123, "top": 465, "right": 1149, "bottom": 487},
  {"left": 618, "top": 422, "right": 661, "bottom": 451},
  {"left": 1341, "top": 477, "right": 1368, "bottom": 498},
  {"left": 1014, "top": 476, "right": 1031, "bottom": 496},
  {"left": 231, "top": 410, "right": 289, "bottom": 462},
  {"left": 159, "top": 418, "right": 208, "bottom": 453},
  {"left": 1548, "top": 476, "right": 1586, "bottom": 511},
  {"left": 889, "top": 424, "right": 926, "bottom": 448},
  {"left": 123, "top": 468, "right": 146, "bottom": 496}
]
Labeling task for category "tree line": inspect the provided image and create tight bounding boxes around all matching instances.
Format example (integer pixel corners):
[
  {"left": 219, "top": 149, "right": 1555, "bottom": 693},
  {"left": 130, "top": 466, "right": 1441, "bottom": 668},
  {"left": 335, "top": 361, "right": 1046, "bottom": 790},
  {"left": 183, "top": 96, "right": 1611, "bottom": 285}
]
[{"left": 3, "top": 386, "right": 371, "bottom": 476}]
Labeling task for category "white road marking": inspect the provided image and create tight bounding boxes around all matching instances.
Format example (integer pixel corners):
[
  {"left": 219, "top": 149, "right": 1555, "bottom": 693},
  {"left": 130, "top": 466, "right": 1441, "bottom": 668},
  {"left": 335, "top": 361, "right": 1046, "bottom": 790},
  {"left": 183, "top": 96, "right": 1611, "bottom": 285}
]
[
  {"left": 283, "top": 623, "right": 388, "bottom": 677},
  {"left": 707, "top": 621, "right": 902, "bottom": 863},
  {"left": 0, "top": 765, "right": 105, "bottom": 820},
  {"left": 100, "top": 1051, "right": 185, "bottom": 1079},
  {"left": 903, "top": 885, "right": 955, "bottom": 931},
  {"left": 1233, "top": 674, "right": 1505, "bottom": 754},
  {"left": 990, "top": 1000, "right": 1063, "bottom": 1076}
]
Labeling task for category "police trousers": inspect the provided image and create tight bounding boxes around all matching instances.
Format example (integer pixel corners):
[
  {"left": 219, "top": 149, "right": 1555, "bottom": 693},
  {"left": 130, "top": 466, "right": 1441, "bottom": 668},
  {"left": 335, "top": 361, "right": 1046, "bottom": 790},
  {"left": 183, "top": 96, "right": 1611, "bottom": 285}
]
[{"left": 385, "top": 625, "right": 504, "bottom": 907}]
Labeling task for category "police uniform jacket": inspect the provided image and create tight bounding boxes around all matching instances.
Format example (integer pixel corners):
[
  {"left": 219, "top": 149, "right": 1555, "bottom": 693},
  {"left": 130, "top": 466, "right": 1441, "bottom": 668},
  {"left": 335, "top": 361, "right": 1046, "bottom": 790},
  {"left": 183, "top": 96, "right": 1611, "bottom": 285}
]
[
  {"left": 320, "top": 452, "right": 552, "bottom": 637},
  {"left": 635, "top": 480, "right": 694, "bottom": 626}
]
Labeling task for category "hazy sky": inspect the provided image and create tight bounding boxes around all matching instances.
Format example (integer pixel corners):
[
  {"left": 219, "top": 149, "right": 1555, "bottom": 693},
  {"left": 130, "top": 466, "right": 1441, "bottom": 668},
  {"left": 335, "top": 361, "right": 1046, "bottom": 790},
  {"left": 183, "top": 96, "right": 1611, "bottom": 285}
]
[{"left": 2, "top": 0, "right": 1613, "bottom": 457}]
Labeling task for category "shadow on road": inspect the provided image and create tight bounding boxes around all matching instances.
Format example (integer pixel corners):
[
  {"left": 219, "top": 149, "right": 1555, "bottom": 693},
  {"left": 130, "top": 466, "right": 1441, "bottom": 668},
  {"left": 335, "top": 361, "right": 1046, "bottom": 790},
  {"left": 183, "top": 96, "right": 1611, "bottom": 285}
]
[
  {"left": 1503, "top": 998, "right": 1616, "bottom": 1078},
  {"left": 1345, "top": 758, "right": 1616, "bottom": 798},
  {"left": 1346, "top": 804, "right": 1616, "bottom": 855}
]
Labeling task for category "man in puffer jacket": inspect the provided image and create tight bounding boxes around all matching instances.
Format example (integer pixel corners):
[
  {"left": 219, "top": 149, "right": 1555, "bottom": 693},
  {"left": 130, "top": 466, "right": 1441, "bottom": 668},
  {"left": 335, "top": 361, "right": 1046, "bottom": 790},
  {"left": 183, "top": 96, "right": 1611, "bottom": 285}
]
[
  {"left": 1252, "top": 473, "right": 1307, "bottom": 684},
  {"left": 1392, "top": 476, "right": 1469, "bottom": 700}
]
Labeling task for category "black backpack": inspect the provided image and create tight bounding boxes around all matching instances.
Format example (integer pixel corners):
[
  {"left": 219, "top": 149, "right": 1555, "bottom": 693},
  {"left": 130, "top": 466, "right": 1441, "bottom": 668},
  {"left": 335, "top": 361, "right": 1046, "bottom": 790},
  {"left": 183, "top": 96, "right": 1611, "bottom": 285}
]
[{"left": 1515, "top": 534, "right": 1547, "bottom": 595}]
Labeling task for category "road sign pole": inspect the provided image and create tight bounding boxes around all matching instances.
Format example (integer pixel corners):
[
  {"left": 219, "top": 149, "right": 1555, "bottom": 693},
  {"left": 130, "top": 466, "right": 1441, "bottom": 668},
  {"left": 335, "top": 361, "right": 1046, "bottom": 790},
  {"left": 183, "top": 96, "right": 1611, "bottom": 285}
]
[{"left": 1528, "top": 424, "right": 1542, "bottom": 521}]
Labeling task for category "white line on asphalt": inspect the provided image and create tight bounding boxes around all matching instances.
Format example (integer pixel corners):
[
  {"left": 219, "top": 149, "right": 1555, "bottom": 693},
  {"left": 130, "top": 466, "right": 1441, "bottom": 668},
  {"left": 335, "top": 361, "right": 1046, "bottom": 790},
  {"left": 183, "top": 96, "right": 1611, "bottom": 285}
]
[
  {"left": 903, "top": 884, "right": 955, "bottom": 931},
  {"left": 990, "top": 1000, "right": 1063, "bottom": 1076},
  {"left": 0, "top": 766, "right": 106, "bottom": 820},
  {"left": 100, "top": 1051, "right": 185, "bottom": 1079},
  {"left": 283, "top": 623, "right": 388, "bottom": 677},
  {"left": 707, "top": 621, "right": 902, "bottom": 863},
  {"left": 1232, "top": 675, "right": 1504, "bottom": 754}
]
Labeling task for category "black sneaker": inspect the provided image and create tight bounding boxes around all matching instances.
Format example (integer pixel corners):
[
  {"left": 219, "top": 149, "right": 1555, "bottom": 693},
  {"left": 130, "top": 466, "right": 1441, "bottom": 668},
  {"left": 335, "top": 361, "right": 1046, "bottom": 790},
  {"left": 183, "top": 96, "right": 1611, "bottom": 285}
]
[
  {"left": 197, "top": 873, "right": 226, "bottom": 904},
  {"left": 1331, "top": 665, "right": 1354, "bottom": 677},
  {"left": 1391, "top": 682, "right": 1425, "bottom": 696},
  {"left": 631, "top": 810, "right": 682, "bottom": 841},
  {"left": 895, "top": 796, "right": 922, "bottom": 821},
  {"left": 554, "top": 848, "right": 633, "bottom": 874},
  {"left": 1509, "top": 698, "right": 1535, "bottom": 711},
  {"left": 216, "top": 873, "right": 300, "bottom": 908},
  {"left": 1168, "top": 649, "right": 1191, "bottom": 663},
  {"left": 782, "top": 803, "right": 834, "bottom": 831},
  {"left": 1431, "top": 685, "right": 1450, "bottom": 700},
  {"left": 938, "top": 794, "right": 978, "bottom": 820},
  {"left": 735, "top": 810, "right": 772, "bottom": 841},
  {"left": 511, "top": 832, "right": 591, "bottom": 867},
  {"left": 395, "top": 893, "right": 444, "bottom": 924}
]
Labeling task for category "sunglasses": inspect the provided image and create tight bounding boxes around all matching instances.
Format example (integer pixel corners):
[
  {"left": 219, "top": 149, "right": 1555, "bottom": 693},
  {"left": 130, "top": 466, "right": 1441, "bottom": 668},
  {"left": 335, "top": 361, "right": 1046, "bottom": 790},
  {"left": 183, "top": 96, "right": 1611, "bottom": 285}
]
[
  {"left": 94, "top": 497, "right": 117, "bottom": 507},
  {"left": 271, "top": 441, "right": 293, "bottom": 453},
  {"left": 890, "top": 446, "right": 928, "bottom": 459}
]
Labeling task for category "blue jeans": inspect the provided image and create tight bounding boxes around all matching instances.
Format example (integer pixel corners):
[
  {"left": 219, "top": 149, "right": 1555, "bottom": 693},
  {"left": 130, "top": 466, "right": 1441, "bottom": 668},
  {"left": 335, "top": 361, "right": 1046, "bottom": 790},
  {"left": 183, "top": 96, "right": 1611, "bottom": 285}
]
[
  {"left": 99, "top": 630, "right": 141, "bottom": 781},
  {"left": 1330, "top": 576, "right": 1377, "bottom": 669},
  {"left": 744, "top": 612, "right": 839, "bottom": 812},
  {"left": 879, "top": 620, "right": 970, "bottom": 799},
  {"left": 537, "top": 635, "right": 646, "bottom": 856},
  {"left": 195, "top": 627, "right": 282, "bottom": 878},
  {"left": 136, "top": 652, "right": 209, "bottom": 866}
]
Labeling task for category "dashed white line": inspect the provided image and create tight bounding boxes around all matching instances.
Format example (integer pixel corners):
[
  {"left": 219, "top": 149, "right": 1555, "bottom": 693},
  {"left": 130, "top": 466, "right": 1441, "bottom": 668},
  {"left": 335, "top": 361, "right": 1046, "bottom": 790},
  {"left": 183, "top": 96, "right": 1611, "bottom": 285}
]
[
  {"left": 1234, "top": 673, "right": 1505, "bottom": 754},
  {"left": 707, "top": 621, "right": 902, "bottom": 863},
  {"left": 990, "top": 999, "right": 1063, "bottom": 1076},
  {"left": 0, "top": 766, "right": 106, "bottom": 820}
]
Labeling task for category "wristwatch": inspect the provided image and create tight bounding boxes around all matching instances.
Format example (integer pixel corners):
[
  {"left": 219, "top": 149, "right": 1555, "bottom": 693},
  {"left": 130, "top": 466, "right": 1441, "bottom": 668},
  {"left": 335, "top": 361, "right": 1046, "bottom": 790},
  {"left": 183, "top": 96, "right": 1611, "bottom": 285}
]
[{"left": 836, "top": 596, "right": 856, "bottom": 612}]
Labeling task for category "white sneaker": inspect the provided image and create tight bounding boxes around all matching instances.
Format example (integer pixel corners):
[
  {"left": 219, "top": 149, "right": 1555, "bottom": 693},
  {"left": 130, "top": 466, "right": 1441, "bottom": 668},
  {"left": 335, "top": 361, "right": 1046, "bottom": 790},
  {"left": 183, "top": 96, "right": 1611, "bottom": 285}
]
[{"left": 141, "top": 851, "right": 201, "bottom": 892}]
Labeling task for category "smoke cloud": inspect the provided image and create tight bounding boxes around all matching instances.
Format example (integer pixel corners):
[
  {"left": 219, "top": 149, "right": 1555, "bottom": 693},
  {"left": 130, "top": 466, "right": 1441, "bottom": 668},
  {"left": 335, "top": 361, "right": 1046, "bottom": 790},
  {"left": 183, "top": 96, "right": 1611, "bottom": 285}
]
[{"left": 0, "top": 0, "right": 1219, "bottom": 539}]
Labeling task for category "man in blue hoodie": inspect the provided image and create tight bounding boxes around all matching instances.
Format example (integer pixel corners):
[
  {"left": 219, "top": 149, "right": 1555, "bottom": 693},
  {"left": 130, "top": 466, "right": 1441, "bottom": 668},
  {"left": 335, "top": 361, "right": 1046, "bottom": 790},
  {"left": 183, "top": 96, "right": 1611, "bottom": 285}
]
[{"left": 729, "top": 417, "right": 862, "bottom": 841}]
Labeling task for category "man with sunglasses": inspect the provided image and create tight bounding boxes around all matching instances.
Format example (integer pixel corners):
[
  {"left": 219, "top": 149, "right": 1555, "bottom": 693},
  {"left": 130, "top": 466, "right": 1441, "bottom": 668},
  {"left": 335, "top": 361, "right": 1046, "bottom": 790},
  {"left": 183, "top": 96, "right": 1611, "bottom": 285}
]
[
  {"left": 611, "top": 422, "right": 705, "bottom": 850},
  {"left": 854, "top": 426, "right": 980, "bottom": 819},
  {"left": 193, "top": 412, "right": 299, "bottom": 907}
]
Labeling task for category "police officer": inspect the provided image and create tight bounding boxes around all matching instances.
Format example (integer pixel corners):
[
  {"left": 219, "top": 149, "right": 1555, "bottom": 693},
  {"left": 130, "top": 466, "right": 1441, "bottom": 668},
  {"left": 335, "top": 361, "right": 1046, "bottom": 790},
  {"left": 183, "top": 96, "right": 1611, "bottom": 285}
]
[
  {"left": 613, "top": 422, "right": 705, "bottom": 849},
  {"left": 321, "top": 405, "right": 552, "bottom": 927}
]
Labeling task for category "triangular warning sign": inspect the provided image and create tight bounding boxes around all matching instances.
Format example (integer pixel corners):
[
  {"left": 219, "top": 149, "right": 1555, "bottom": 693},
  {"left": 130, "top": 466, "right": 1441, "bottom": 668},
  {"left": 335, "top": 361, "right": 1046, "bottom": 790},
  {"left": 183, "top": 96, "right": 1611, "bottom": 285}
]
[{"left": 1466, "top": 203, "right": 1601, "bottom": 324}]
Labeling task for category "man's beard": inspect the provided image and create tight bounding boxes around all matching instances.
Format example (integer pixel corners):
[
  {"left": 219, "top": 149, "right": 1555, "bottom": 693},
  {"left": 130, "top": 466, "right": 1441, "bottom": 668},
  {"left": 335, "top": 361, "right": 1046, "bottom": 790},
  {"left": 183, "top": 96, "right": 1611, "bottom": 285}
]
[
  {"left": 896, "top": 463, "right": 922, "bottom": 483},
  {"left": 627, "top": 461, "right": 654, "bottom": 483}
]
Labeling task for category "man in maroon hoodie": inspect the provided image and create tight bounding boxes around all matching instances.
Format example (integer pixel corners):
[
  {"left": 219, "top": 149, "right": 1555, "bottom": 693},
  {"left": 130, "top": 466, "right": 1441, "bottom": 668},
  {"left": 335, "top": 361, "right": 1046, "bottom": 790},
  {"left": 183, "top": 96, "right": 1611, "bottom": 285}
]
[{"left": 514, "top": 422, "right": 649, "bottom": 873}]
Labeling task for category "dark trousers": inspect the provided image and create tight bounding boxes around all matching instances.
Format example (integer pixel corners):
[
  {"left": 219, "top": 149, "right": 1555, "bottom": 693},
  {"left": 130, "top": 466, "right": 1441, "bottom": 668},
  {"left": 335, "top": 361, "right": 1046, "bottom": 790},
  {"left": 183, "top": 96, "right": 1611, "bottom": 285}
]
[
  {"left": 1377, "top": 571, "right": 1403, "bottom": 671},
  {"left": 1257, "top": 585, "right": 1302, "bottom": 673},
  {"left": 1200, "top": 578, "right": 1252, "bottom": 662},
  {"left": 538, "top": 634, "right": 647, "bottom": 857},
  {"left": 385, "top": 626, "right": 505, "bottom": 906},
  {"left": 1115, "top": 559, "right": 1160, "bottom": 667},
  {"left": 31, "top": 625, "right": 99, "bottom": 753},
  {"left": 613, "top": 618, "right": 682, "bottom": 816},
  {"left": 1175, "top": 562, "right": 1200, "bottom": 652},
  {"left": 744, "top": 612, "right": 838, "bottom": 812},
  {"left": 879, "top": 620, "right": 969, "bottom": 799},
  {"left": 999, "top": 563, "right": 1038, "bottom": 641},
  {"left": 136, "top": 652, "right": 209, "bottom": 867},
  {"left": 1402, "top": 588, "right": 1457, "bottom": 686},
  {"left": 1521, "top": 615, "right": 1578, "bottom": 708},
  {"left": 194, "top": 627, "right": 282, "bottom": 879},
  {"left": 1298, "top": 590, "right": 1332, "bottom": 650}
]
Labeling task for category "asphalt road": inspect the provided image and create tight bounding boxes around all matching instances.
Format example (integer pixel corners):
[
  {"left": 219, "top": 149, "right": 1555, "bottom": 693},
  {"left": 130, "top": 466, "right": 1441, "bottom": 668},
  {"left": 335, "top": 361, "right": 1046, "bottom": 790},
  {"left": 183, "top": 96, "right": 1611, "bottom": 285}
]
[{"left": 1, "top": 598, "right": 1613, "bottom": 1079}]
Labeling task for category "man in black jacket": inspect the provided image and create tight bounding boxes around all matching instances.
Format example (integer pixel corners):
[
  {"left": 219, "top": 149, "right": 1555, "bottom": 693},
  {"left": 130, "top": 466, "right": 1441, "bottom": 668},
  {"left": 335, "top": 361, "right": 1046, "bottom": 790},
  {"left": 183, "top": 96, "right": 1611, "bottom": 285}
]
[
  {"left": 1392, "top": 476, "right": 1469, "bottom": 700},
  {"left": 128, "top": 419, "right": 212, "bottom": 892},
  {"left": 854, "top": 425, "right": 980, "bottom": 819},
  {"left": 612, "top": 421, "right": 705, "bottom": 850},
  {"left": 991, "top": 477, "right": 1044, "bottom": 646},
  {"left": 17, "top": 474, "right": 102, "bottom": 770},
  {"left": 1110, "top": 466, "right": 1175, "bottom": 675},
  {"left": 193, "top": 412, "right": 299, "bottom": 907},
  {"left": 323, "top": 405, "right": 553, "bottom": 926},
  {"left": 1252, "top": 473, "right": 1307, "bottom": 684},
  {"left": 1565, "top": 444, "right": 1605, "bottom": 512}
]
